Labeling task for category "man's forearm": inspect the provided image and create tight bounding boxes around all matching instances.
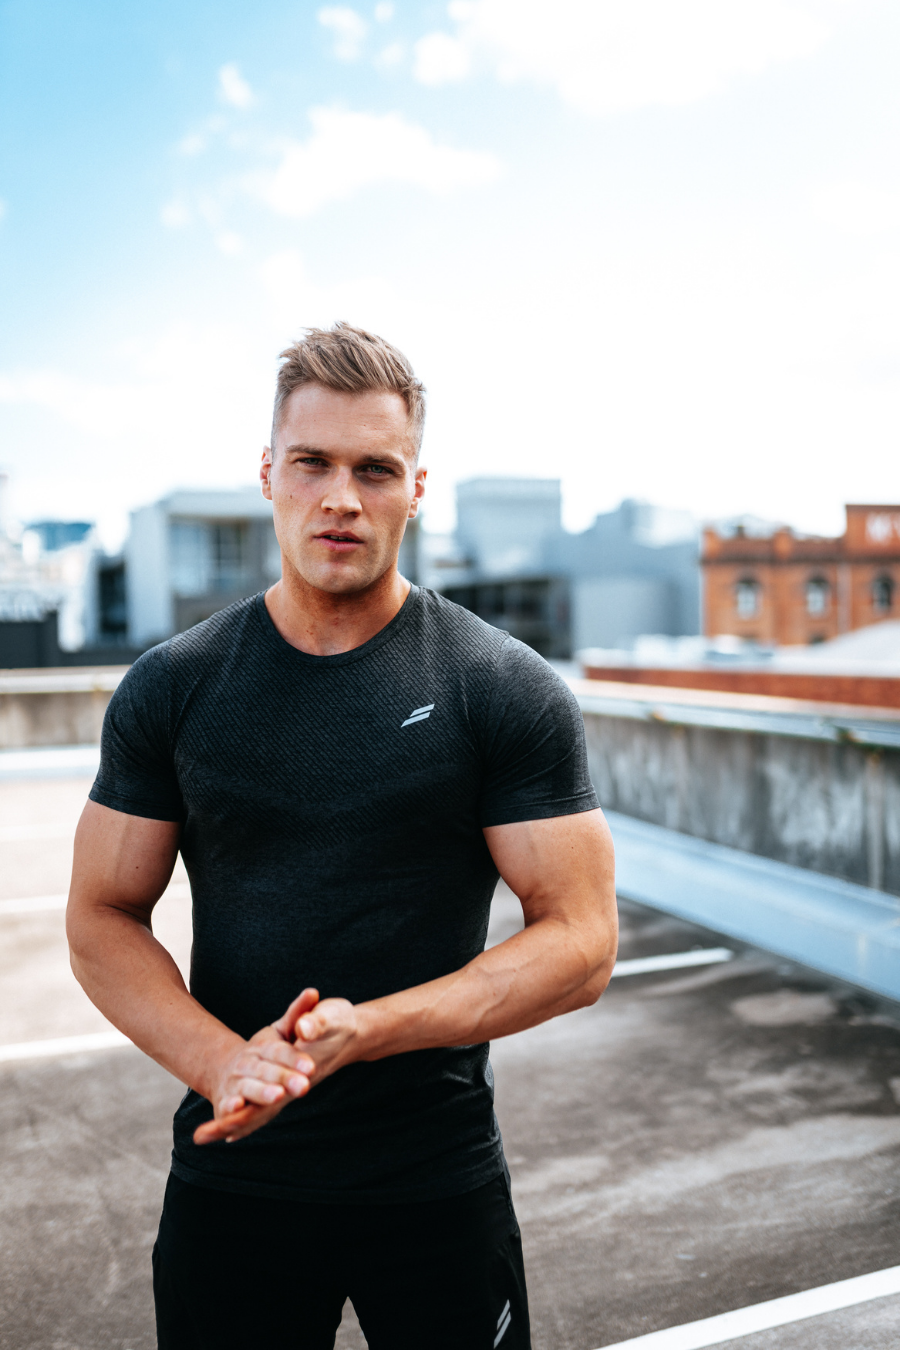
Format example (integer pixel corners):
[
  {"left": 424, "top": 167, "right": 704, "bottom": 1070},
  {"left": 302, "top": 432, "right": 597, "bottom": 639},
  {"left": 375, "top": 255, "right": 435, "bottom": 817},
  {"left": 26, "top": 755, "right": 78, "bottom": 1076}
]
[
  {"left": 352, "top": 912, "right": 615, "bottom": 1063},
  {"left": 68, "top": 906, "right": 243, "bottom": 1098}
]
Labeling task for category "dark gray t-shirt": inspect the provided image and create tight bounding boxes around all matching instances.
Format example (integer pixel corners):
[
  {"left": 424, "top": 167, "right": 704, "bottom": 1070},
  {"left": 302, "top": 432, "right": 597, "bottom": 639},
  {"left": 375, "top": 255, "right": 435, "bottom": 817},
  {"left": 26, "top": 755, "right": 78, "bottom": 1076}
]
[{"left": 90, "top": 586, "right": 598, "bottom": 1203}]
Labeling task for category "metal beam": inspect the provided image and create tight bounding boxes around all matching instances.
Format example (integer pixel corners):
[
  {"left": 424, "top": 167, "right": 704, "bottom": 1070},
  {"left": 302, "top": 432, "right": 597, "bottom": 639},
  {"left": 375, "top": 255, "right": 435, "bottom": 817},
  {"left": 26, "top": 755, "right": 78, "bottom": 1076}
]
[{"left": 608, "top": 809, "right": 900, "bottom": 1002}]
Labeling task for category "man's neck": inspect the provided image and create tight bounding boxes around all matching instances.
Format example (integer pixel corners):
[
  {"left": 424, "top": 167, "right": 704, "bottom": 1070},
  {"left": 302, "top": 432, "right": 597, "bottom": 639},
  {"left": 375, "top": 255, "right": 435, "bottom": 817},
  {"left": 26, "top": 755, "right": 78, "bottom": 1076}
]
[{"left": 264, "top": 566, "right": 411, "bottom": 657}]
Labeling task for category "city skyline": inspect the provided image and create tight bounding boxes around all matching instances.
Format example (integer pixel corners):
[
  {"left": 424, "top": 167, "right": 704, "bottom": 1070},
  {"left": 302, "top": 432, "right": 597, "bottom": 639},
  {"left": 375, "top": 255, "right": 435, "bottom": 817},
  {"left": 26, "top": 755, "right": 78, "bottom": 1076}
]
[{"left": 1, "top": 1, "right": 899, "bottom": 549}]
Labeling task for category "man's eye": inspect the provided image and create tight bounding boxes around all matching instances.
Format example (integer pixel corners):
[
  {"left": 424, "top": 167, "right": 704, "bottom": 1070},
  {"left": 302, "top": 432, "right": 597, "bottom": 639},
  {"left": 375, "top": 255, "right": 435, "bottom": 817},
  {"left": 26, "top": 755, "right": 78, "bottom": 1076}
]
[{"left": 366, "top": 465, "right": 391, "bottom": 475}]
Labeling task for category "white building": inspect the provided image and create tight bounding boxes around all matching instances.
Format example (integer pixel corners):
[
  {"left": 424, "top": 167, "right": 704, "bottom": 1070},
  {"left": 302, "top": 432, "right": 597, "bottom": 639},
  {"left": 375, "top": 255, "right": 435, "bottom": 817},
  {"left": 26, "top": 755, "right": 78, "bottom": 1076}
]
[{"left": 126, "top": 489, "right": 280, "bottom": 647}]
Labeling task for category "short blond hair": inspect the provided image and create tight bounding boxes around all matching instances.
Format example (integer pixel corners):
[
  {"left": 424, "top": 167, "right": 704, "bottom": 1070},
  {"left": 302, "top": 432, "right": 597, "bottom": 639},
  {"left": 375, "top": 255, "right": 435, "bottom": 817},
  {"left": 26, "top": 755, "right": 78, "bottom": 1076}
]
[{"left": 272, "top": 321, "right": 426, "bottom": 455}]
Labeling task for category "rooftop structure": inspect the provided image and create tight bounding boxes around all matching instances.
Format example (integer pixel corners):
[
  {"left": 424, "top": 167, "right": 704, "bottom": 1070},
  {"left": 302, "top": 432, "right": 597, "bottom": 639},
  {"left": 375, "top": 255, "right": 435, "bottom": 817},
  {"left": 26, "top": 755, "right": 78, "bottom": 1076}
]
[
  {"left": 702, "top": 504, "right": 900, "bottom": 645},
  {"left": 126, "top": 489, "right": 280, "bottom": 647},
  {"left": 436, "top": 480, "right": 701, "bottom": 656}
]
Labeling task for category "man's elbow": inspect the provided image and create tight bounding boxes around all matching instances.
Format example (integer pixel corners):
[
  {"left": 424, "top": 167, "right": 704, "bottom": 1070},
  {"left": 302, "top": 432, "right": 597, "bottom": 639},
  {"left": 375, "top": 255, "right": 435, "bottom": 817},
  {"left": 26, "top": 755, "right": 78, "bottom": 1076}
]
[{"left": 573, "top": 942, "right": 617, "bottom": 1009}]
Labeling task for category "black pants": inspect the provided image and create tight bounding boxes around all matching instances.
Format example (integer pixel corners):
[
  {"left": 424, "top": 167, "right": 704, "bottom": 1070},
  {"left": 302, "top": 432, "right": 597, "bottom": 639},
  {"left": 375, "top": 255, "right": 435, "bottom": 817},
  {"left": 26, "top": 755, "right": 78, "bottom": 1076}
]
[{"left": 153, "top": 1171, "right": 531, "bottom": 1349}]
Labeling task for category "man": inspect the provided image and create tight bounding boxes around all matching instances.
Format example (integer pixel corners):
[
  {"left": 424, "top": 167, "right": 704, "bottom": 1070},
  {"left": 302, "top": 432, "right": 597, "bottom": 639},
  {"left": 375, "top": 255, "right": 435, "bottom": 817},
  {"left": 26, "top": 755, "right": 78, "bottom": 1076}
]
[{"left": 67, "top": 322, "right": 618, "bottom": 1350}]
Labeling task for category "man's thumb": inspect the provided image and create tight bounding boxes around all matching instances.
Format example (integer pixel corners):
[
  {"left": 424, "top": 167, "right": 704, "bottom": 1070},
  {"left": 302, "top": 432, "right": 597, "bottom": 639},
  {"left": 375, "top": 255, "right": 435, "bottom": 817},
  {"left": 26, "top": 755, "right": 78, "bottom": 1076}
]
[{"left": 297, "top": 1015, "right": 318, "bottom": 1041}]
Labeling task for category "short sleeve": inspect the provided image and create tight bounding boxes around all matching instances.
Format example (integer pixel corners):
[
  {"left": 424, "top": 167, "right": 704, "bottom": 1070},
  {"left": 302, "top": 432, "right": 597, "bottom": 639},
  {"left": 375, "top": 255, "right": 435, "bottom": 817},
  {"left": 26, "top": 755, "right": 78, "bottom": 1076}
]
[
  {"left": 477, "top": 638, "right": 599, "bottom": 828},
  {"left": 89, "top": 644, "right": 184, "bottom": 822}
]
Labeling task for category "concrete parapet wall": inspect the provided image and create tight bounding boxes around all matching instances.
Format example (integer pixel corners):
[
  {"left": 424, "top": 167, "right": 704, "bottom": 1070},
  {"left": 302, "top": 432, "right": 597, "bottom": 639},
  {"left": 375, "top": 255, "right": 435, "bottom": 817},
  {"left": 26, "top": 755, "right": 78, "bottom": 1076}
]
[
  {"left": 0, "top": 668, "right": 126, "bottom": 749},
  {"left": 579, "top": 694, "right": 900, "bottom": 897},
  {"left": 4, "top": 667, "right": 899, "bottom": 902}
]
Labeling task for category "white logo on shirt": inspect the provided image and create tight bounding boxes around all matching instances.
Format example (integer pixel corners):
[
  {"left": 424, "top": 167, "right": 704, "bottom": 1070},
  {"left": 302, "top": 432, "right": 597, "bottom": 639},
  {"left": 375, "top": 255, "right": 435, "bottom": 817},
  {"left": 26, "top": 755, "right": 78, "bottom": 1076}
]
[
  {"left": 400, "top": 703, "right": 434, "bottom": 728},
  {"left": 494, "top": 1299, "right": 512, "bottom": 1346}
]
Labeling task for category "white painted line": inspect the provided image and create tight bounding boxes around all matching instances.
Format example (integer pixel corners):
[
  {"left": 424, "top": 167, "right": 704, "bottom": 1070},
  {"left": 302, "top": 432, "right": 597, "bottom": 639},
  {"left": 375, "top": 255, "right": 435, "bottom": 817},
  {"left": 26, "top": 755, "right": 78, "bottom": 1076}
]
[
  {"left": 0, "top": 881, "right": 191, "bottom": 917},
  {"left": 0, "top": 744, "right": 100, "bottom": 779},
  {"left": 611, "top": 949, "right": 733, "bottom": 978},
  {"left": 0, "top": 1030, "right": 131, "bottom": 1063},
  {"left": 0, "top": 893, "right": 68, "bottom": 915},
  {"left": 0, "top": 822, "right": 76, "bottom": 842},
  {"left": 597, "top": 1263, "right": 900, "bottom": 1349}
]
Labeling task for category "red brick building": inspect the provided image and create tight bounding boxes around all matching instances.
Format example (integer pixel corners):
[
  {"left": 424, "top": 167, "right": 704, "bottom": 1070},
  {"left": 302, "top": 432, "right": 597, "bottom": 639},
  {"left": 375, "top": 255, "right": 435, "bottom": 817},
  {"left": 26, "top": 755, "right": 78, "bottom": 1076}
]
[{"left": 702, "top": 505, "right": 900, "bottom": 645}]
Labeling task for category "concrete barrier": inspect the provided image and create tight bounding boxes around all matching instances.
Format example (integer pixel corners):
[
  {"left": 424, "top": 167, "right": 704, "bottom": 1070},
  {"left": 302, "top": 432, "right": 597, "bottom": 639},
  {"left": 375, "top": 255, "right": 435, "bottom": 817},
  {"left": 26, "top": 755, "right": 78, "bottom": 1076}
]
[
  {"left": 571, "top": 678, "right": 900, "bottom": 899},
  {"left": 5, "top": 665, "right": 900, "bottom": 904},
  {"left": 0, "top": 668, "right": 127, "bottom": 749}
]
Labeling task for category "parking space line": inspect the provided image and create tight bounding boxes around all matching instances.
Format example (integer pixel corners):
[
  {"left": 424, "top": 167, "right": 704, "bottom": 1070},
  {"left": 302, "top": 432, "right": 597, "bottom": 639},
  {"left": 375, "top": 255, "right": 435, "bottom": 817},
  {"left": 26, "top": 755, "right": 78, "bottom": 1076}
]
[
  {"left": 598, "top": 1263, "right": 900, "bottom": 1349},
  {"left": 0, "top": 881, "right": 192, "bottom": 916},
  {"left": 0, "top": 1030, "right": 131, "bottom": 1063},
  {"left": 0, "top": 894, "right": 68, "bottom": 915},
  {"left": 611, "top": 949, "right": 733, "bottom": 978},
  {"left": 0, "top": 823, "right": 76, "bottom": 842}
]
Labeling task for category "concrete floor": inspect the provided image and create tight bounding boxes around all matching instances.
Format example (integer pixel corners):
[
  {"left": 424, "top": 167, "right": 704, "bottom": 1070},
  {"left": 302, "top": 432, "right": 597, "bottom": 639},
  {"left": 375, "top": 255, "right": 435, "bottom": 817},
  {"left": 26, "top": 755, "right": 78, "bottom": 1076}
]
[{"left": 2, "top": 775, "right": 900, "bottom": 1349}]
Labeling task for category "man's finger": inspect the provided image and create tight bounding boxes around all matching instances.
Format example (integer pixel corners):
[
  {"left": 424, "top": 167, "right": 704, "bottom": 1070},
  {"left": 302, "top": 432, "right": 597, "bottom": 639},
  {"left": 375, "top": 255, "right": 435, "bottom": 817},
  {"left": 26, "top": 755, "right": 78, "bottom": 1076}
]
[
  {"left": 245, "top": 1054, "right": 313, "bottom": 1086},
  {"left": 296, "top": 1011, "right": 331, "bottom": 1041},
  {"left": 194, "top": 1103, "right": 260, "bottom": 1144},
  {"left": 254, "top": 1040, "right": 316, "bottom": 1075},
  {"left": 234, "top": 1073, "right": 309, "bottom": 1106},
  {"left": 273, "top": 988, "right": 320, "bottom": 1039}
]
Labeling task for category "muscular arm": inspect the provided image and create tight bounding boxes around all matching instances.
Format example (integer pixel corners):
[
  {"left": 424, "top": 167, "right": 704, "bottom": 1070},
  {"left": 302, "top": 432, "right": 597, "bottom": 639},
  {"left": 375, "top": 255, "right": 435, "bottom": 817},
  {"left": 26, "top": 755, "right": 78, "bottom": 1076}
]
[
  {"left": 66, "top": 801, "right": 316, "bottom": 1132},
  {"left": 200, "top": 808, "right": 617, "bottom": 1142},
  {"left": 360, "top": 807, "right": 617, "bottom": 1050}
]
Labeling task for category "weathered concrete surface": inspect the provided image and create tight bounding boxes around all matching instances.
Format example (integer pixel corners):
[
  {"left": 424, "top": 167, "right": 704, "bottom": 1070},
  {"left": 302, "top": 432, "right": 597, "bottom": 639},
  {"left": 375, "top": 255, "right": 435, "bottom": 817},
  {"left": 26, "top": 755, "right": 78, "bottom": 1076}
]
[
  {"left": 3, "top": 775, "right": 900, "bottom": 1349},
  {"left": 0, "top": 774, "right": 191, "bottom": 1045},
  {"left": 497, "top": 906, "right": 900, "bottom": 1348},
  {"left": 2, "top": 896, "right": 900, "bottom": 1349},
  {"left": 583, "top": 711, "right": 900, "bottom": 896}
]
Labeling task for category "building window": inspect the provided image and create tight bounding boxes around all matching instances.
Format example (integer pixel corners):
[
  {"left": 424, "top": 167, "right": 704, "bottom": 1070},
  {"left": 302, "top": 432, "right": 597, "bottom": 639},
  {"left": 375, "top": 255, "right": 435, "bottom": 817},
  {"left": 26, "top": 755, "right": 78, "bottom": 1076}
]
[
  {"left": 805, "top": 576, "right": 829, "bottom": 617},
  {"left": 735, "top": 577, "right": 760, "bottom": 619},
  {"left": 170, "top": 520, "right": 250, "bottom": 596},
  {"left": 873, "top": 574, "right": 895, "bottom": 614},
  {"left": 170, "top": 521, "right": 210, "bottom": 598},
  {"left": 210, "top": 523, "right": 249, "bottom": 591}
]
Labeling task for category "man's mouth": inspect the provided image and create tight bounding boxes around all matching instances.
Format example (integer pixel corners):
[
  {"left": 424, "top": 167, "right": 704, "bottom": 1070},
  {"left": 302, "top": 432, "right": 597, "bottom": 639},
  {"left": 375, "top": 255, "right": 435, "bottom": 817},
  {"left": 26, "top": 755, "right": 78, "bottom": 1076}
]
[{"left": 316, "top": 532, "right": 363, "bottom": 551}]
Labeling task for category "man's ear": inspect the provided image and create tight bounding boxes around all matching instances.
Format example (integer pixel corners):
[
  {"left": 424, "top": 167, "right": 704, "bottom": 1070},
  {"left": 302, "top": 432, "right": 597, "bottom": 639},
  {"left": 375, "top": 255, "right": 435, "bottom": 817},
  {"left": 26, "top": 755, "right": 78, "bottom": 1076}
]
[
  {"left": 260, "top": 446, "right": 273, "bottom": 500},
  {"left": 409, "top": 465, "right": 426, "bottom": 519}
]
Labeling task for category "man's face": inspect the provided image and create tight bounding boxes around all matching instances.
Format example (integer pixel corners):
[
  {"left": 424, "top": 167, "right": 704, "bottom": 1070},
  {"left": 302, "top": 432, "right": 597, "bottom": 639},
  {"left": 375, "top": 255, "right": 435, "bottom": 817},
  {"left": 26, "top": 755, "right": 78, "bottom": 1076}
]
[{"left": 260, "top": 383, "right": 425, "bottom": 595}]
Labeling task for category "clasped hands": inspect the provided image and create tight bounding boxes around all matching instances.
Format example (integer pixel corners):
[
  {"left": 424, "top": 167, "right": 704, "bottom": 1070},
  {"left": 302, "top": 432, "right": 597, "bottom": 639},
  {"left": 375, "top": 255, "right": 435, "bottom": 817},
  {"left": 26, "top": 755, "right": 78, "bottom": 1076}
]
[{"left": 193, "top": 988, "right": 359, "bottom": 1145}]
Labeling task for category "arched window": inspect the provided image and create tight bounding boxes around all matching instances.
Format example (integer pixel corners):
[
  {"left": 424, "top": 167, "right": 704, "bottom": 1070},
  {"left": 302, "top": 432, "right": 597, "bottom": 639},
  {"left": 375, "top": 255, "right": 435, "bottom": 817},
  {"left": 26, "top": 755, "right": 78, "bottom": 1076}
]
[
  {"left": 735, "top": 577, "right": 760, "bottom": 619},
  {"left": 805, "top": 576, "right": 829, "bottom": 617},
  {"left": 873, "top": 575, "right": 895, "bottom": 614}
]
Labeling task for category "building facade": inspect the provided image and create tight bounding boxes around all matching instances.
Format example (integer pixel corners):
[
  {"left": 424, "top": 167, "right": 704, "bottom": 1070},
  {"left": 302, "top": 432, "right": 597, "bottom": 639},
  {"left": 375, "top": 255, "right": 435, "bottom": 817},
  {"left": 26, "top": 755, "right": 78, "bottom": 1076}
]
[
  {"left": 702, "top": 504, "right": 900, "bottom": 644},
  {"left": 126, "top": 488, "right": 419, "bottom": 647},
  {"left": 432, "top": 479, "right": 701, "bottom": 657},
  {"left": 126, "top": 489, "right": 281, "bottom": 646}
]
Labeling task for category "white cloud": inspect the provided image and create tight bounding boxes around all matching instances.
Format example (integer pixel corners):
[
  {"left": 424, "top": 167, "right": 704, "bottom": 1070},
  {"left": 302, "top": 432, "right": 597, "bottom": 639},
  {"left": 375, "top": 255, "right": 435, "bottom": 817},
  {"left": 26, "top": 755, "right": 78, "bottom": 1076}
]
[
  {"left": 215, "top": 230, "right": 244, "bottom": 255},
  {"left": 441, "top": 0, "right": 838, "bottom": 114},
  {"left": 218, "top": 62, "right": 254, "bottom": 109},
  {"left": 413, "top": 33, "right": 471, "bottom": 85},
  {"left": 318, "top": 7, "right": 368, "bottom": 60},
  {"left": 374, "top": 2, "right": 394, "bottom": 21},
  {"left": 249, "top": 106, "right": 500, "bottom": 219},
  {"left": 0, "top": 323, "right": 274, "bottom": 542},
  {"left": 375, "top": 41, "right": 405, "bottom": 69},
  {"left": 0, "top": 370, "right": 138, "bottom": 437},
  {"left": 258, "top": 249, "right": 397, "bottom": 331},
  {"left": 178, "top": 132, "right": 207, "bottom": 156},
  {"left": 160, "top": 199, "right": 191, "bottom": 229},
  {"left": 812, "top": 180, "right": 900, "bottom": 237}
]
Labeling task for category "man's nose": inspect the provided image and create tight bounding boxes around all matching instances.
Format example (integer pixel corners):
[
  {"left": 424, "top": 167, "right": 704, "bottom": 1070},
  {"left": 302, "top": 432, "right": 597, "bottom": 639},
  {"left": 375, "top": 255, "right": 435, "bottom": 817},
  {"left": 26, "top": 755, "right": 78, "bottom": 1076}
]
[{"left": 321, "top": 468, "right": 361, "bottom": 515}]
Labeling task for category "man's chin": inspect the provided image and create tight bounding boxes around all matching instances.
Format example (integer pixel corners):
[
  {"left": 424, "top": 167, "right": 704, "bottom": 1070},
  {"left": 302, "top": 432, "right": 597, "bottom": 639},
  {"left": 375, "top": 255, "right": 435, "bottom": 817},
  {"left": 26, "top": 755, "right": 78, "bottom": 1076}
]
[{"left": 293, "top": 561, "right": 387, "bottom": 596}]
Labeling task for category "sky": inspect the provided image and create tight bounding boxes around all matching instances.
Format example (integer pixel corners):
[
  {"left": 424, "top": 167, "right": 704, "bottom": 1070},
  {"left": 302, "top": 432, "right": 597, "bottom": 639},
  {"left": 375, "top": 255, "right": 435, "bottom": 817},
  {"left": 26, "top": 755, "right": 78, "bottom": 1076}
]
[{"left": 0, "top": 0, "right": 899, "bottom": 548}]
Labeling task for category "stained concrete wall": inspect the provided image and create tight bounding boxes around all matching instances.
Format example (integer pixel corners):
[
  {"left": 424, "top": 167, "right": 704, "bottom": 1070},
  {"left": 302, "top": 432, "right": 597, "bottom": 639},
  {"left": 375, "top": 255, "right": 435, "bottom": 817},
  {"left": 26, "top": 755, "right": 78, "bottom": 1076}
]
[
  {"left": 0, "top": 670, "right": 125, "bottom": 749},
  {"left": 582, "top": 712, "right": 900, "bottom": 897},
  {"left": 5, "top": 668, "right": 899, "bottom": 901}
]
